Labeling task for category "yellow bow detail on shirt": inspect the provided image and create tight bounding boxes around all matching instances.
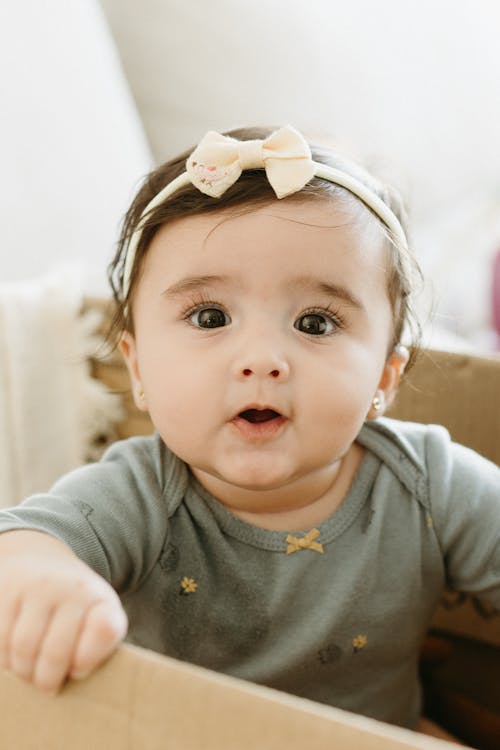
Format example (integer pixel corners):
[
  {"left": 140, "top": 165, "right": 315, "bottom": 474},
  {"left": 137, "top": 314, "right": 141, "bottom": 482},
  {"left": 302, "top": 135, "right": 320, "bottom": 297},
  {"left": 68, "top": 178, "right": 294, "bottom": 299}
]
[
  {"left": 186, "top": 125, "right": 315, "bottom": 199},
  {"left": 286, "top": 528, "right": 324, "bottom": 555}
]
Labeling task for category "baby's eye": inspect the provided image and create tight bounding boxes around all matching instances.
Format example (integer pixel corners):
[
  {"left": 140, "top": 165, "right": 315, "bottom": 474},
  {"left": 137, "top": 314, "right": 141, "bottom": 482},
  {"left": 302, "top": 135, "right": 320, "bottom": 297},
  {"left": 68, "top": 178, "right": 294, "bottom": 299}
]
[
  {"left": 294, "top": 312, "right": 338, "bottom": 336},
  {"left": 189, "top": 307, "right": 231, "bottom": 328}
]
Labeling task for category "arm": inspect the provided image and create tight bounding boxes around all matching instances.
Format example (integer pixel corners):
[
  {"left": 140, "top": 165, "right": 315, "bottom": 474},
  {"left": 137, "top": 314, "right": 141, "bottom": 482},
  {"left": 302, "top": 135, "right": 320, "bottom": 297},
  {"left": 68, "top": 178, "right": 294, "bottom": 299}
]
[
  {"left": 426, "top": 429, "right": 500, "bottom": 609},
  {"left": 0, "top": 529, "right": 127, "bottom": 693},
  {"left": 0, "top": 434, "right": 173, "bottom": 591},
  {"left": 0, "top": 434, "right": 178, "bottom": 693}
]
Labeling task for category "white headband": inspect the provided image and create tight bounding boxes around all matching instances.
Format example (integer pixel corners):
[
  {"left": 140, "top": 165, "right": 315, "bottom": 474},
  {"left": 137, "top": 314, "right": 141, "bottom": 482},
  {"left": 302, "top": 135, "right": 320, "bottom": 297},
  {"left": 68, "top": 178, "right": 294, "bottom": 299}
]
[{"left": 122, "top": 125, "right": 409, "bottom": 299}]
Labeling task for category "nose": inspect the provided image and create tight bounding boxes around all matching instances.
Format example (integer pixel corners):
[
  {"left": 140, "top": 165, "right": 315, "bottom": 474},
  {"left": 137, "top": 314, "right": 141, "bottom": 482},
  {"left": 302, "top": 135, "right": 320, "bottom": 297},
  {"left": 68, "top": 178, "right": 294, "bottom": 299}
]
[{"left": 233, "top": 348, "right": 290, "bottom": 383}]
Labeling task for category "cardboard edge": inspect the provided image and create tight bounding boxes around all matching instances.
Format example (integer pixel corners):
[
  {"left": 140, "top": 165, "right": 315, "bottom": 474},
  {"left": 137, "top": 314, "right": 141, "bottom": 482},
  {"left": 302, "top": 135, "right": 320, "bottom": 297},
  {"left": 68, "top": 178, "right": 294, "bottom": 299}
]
[{"left": 0, "top": 643, "right": 473, "bottom": 750}]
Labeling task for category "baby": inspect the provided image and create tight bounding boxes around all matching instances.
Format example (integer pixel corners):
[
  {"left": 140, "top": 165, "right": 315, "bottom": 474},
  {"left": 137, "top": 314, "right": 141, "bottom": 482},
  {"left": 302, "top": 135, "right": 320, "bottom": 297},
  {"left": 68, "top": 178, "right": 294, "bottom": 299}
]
[{"left": 0, "top": 126, "right": 498, "bottom": 737}]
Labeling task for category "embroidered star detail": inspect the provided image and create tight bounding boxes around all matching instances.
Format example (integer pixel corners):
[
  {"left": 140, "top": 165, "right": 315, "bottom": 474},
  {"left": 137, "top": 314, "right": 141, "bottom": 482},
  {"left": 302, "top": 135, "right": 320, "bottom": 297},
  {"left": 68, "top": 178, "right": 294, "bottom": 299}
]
[
  {"left": 180, "top": 576, "right": 198, "bottom": 594},
  {"left": 352, "top": 635, "right": 368, "bottom": 653}
]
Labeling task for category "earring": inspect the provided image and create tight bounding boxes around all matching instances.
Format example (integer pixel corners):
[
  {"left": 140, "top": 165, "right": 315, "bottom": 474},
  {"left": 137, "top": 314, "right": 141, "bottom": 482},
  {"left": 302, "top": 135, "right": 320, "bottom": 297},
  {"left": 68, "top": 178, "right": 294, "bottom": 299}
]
[
  {"left": 372, "top": 395, "right": 381, "bottom": 411},
  {"left": 137, "top": 386, "right": 145, "bottom": 400}
]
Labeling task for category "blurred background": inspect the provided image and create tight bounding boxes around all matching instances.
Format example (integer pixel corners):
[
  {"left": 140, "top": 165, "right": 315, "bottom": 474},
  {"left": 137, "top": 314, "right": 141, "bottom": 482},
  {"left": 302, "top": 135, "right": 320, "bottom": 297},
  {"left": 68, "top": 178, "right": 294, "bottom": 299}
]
[{"left": 1, "top": 0, "right": 500, "bottom": 352}]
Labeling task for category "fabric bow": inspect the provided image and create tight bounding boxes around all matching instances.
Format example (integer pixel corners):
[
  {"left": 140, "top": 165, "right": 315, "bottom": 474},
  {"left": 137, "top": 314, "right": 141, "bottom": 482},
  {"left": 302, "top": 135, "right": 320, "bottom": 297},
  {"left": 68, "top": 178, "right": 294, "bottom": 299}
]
[
  {"left": 186, "top": 125, "right": 315, "bottom": 199},
  {"left": 285, "top": 528, "right": 324, "bottom": 555}
]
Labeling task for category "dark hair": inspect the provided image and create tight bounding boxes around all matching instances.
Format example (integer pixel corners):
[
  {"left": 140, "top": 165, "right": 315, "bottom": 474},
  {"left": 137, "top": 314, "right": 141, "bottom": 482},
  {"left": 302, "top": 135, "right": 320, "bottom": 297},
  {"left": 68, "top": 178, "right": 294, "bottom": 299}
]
[{"left": 107, "top": 126, "right": 422, "bottom": 368}]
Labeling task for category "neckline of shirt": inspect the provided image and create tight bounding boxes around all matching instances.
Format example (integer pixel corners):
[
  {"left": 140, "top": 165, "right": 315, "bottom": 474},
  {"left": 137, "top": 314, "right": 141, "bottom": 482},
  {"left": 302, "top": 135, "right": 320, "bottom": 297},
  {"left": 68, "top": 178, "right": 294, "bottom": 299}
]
[{"left": 187, "top": 450, "right": 381, "bottom": 552}]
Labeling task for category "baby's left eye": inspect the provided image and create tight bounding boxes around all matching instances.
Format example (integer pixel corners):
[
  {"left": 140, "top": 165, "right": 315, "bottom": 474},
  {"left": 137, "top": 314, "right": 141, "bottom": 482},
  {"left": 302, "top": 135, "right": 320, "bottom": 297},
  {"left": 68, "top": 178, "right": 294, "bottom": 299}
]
[{"left": 294, "top": 312, "right": 337, "bottom": 336}]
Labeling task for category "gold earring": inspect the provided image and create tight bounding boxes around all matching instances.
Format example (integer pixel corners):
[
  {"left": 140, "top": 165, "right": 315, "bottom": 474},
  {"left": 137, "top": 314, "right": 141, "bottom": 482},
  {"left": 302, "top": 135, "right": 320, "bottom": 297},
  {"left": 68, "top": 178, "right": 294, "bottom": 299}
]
[
  {"left": 372, "top": 395, "right": 381, "bottom": 411},
  {"left": 137, "top": 386, "right": 145, "bottom": 400}
]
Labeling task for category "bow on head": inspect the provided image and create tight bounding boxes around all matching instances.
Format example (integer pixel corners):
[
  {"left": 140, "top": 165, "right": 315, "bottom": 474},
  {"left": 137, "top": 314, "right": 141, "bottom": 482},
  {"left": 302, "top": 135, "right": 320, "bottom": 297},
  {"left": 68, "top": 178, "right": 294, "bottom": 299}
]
[{"left": 186, "top": 125, "right": 315, "bottom": 199}]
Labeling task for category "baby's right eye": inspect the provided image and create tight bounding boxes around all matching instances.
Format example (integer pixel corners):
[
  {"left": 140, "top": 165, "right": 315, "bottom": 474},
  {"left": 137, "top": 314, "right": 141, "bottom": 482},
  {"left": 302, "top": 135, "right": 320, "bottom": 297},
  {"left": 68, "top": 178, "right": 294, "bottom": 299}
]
[{"left": 188, "top": 307, "right": 231, "bottom": 328}]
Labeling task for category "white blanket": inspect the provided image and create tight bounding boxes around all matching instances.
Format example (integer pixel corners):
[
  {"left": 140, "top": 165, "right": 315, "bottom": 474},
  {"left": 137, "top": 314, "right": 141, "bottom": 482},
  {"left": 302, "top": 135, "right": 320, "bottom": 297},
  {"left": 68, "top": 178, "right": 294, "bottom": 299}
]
[{"left": 0, "top": 268, "right": 123, "bottom": 507}]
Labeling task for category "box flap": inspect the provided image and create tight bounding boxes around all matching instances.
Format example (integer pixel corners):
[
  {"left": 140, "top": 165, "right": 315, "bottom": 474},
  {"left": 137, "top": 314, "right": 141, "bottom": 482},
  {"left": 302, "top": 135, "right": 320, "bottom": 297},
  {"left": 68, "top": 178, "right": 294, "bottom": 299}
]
[
  {"left": 389, "top": 349, "right": 500, "bottom": 466},
  {"left": 0, "top": 644, "right": 471, "bottom": 749}
]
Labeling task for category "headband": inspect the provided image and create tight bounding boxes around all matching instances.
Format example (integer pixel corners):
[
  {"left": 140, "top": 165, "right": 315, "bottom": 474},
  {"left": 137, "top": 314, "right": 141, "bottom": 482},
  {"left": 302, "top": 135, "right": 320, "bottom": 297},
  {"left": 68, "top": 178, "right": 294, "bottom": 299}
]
[{"left": 122, "top": 125, "right": 409, "bottom": 299}]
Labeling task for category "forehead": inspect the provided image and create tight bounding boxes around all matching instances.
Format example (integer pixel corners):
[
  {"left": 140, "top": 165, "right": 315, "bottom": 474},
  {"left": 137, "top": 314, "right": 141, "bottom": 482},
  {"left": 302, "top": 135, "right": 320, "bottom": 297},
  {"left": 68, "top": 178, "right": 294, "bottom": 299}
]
[{"left": 140, "top": 198, "right": 389, "bottom": 294}]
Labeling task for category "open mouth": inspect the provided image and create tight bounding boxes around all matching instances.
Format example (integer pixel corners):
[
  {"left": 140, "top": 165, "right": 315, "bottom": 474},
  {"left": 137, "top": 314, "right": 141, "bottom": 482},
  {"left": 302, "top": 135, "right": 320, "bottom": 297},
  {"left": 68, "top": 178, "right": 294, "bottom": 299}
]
[
  {"left": 238, "top": 408, "right": 282, "bottom": 423},
  {"left": 231, "top": 408, "right": 287, "bottom": 440}
]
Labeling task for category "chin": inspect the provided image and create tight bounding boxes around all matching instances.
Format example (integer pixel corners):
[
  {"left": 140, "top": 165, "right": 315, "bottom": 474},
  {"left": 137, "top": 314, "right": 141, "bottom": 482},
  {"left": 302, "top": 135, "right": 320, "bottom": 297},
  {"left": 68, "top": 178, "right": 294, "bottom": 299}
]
[
  {"left": 231, "top": 477, "right": 285, "bottom": 492},
  {"left": 218, "top": 461, "right": 295, "bottom": 491}
]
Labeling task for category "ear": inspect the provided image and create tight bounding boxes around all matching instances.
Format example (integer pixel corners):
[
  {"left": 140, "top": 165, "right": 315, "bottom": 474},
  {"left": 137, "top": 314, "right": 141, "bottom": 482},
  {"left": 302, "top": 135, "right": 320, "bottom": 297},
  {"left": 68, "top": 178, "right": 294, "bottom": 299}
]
[
  {"left": 367, "top": 345, "right": 409, "bottom": 420},
  {"left": 119, "top": 331, "right": 149, "bottom": 412}
]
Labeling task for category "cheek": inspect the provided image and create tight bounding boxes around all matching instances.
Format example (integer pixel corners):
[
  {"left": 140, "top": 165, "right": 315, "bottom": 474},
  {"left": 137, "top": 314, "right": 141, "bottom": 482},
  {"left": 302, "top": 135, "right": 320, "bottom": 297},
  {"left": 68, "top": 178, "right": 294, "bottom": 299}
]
[
  {"left": 303, "top": 341, "right": 385, "bottom": 416},
  {"left": 145, "top": 367, "right": 196, "bottom": 417},
  {"left": 139, "top": 346, "right": 220, "bottom": 440},
  {"left": 341, "top": 333, "right": 387, "bottom": 378}
]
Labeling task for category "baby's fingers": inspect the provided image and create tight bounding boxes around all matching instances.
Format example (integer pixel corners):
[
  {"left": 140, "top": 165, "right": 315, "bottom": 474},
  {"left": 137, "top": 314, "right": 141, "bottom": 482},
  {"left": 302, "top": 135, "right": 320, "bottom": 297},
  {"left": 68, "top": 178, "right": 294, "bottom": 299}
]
[
  {"left": 70, "top": 598, "right": 127, "bottom": 680},
  {"left": 31, "top": 600, "right": 90, "bottom": 693},
  {"left": 7, "top": 598, "right": 52, "bottom": 681},
  {"left": 0, "top": 592, "right": 19, "bottom": 671}
]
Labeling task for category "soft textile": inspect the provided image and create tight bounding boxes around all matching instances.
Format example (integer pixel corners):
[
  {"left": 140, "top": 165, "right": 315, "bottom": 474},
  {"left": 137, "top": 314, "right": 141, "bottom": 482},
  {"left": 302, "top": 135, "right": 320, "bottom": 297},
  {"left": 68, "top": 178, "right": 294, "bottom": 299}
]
[
  {"left": 0, "top": 268, "right": 122, "bottom": 507},
  {"left": 186, "top": 126, "right": 314, "bottom": 199}
]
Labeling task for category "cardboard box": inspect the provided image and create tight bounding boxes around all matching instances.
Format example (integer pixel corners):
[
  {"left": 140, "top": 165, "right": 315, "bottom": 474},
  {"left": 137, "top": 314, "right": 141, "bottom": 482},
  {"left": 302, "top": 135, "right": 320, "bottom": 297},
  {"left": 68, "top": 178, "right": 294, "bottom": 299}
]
[
  {"left": 0, "top": 643, "right": 469, "bottom": 749},
  {"left": 387, "top": 348, "right": 500, "bottom": 468},
  {"left": 4, "top": 301, "right": 489, "bottom": 749}
]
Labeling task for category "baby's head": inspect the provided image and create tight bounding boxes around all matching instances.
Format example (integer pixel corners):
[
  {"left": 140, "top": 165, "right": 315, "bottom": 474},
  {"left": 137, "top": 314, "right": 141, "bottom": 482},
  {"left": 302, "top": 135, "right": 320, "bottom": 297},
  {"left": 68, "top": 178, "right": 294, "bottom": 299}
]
[
  {"left": 108, "top": 126, "right": 422, "bottom": 500},
  {"left": 109, "top": 126, "right": 420, "bottom": 360}
]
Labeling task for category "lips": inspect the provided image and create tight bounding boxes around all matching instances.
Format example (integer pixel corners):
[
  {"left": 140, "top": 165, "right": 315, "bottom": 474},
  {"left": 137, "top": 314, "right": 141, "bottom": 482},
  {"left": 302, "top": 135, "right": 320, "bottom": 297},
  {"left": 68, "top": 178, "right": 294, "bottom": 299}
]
[
  {"left": 238, "top": 408, "right": 282, "bottom": 423},
  {"left": 230, "top": 406, "right": 287, "bottom": 441}
]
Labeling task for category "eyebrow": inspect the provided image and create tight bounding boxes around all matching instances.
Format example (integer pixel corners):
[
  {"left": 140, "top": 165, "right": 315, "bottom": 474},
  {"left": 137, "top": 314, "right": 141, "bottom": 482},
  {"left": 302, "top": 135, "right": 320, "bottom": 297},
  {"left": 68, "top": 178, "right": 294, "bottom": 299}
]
[
  {"left": 162, "top": 275, "right": 231, "bottom": 299},
  {"left": 162, "top": 273, "right": 365, "bottom": 313},
  {"left": 289, "top": 276, "right": 365, "bottom": 312}
]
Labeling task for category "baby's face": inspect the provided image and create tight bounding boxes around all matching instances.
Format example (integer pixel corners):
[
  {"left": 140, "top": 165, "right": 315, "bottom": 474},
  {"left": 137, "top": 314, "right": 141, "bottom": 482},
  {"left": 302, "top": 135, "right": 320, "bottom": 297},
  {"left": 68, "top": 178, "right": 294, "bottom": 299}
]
[{"left": 122, "top": 199, "right": 395, "bottom": 513}]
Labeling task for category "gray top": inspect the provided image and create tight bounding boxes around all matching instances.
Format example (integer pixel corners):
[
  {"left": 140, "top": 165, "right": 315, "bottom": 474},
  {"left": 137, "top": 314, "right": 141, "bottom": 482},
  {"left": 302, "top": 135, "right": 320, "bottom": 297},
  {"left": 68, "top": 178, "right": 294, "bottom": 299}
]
[{"left": 0, "top": 417, "right": 499, "bottom": 729}]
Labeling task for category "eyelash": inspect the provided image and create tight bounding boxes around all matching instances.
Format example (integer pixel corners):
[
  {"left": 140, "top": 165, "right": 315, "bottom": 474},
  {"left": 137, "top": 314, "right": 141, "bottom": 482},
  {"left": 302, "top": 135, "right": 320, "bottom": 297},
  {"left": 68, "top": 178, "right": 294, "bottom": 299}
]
[
  {"left": 180, "top": 295, "right": 227, "bottom": 324},
  {"left": 179, "top": 294, "right": 224, "bottom": 319},
  {"left": 180, "top": 295, "right": 346, "bottom": 335},
  {"left": 297, "top": 305, "right": 346, "bottom": 335}
]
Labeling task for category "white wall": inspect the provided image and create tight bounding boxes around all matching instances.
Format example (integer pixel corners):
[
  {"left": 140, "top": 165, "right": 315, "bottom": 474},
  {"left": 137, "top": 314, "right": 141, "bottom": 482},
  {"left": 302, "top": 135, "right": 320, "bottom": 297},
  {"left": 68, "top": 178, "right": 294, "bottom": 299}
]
[
  {"left": 99, "top": 0, "right": 500, "bottom": 348},
  {"left": 2, "top": 1, "right": 499, "bottom": 345},
  {"left": 101, "top": 0, "right": 500, "bottom": 227},
  {"left": 0, "top": 1, "right": 152, "bottom": 293}
]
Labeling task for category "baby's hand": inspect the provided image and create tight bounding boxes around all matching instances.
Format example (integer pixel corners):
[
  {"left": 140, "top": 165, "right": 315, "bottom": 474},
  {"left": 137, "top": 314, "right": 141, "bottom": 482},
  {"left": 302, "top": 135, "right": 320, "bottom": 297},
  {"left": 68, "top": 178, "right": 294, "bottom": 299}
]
[{"left": 0, "top": 530, "right": 128, "bottom": 693}]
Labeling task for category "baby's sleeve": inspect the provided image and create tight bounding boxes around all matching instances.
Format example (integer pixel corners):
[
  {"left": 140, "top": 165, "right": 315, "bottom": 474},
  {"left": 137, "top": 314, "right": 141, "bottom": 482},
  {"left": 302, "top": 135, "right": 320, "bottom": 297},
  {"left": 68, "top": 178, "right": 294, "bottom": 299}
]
[
  {"left": 0, "top": 435, "right": 172, "bottom": 594},
  {"left": 425, "top": 427, "right": 500, "bottom": 610}
]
